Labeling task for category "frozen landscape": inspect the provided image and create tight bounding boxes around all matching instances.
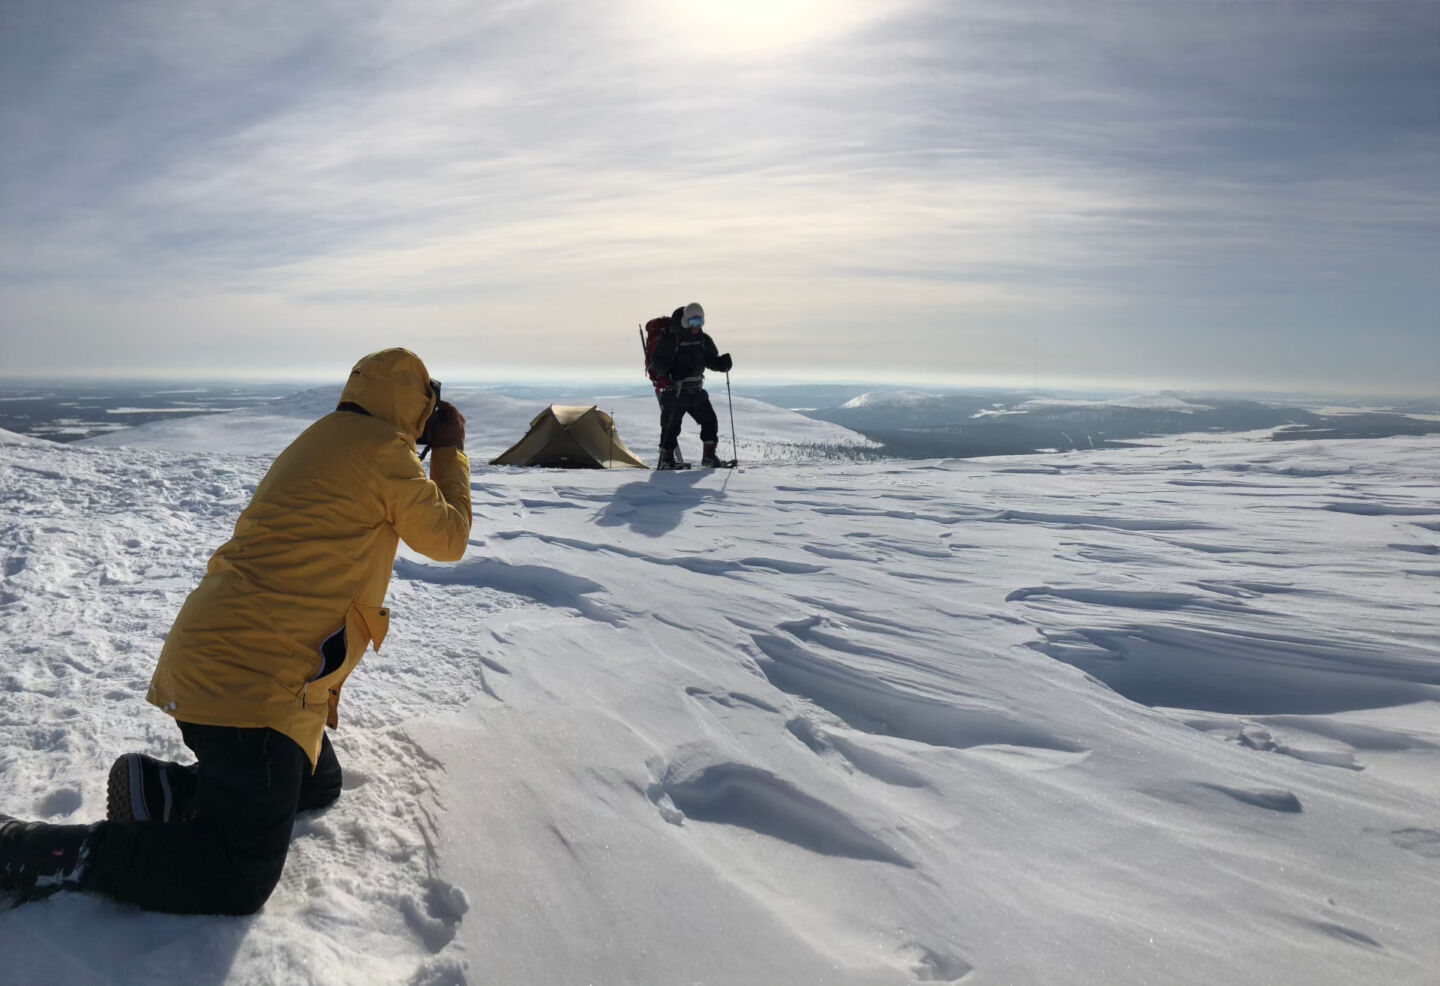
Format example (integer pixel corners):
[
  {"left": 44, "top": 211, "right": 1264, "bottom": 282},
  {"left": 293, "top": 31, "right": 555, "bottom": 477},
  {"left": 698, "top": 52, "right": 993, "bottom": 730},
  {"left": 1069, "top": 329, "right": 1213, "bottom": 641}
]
[{"left": 1, "top": 389, "right": 1438, "bottom": 985}]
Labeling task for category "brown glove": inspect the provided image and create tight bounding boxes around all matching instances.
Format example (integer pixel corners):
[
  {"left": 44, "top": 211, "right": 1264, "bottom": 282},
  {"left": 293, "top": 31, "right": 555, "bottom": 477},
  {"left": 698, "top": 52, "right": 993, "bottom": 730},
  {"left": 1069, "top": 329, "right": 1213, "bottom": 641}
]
[{"left": 426, "top": 400, "right": 466, "bottom": 450}]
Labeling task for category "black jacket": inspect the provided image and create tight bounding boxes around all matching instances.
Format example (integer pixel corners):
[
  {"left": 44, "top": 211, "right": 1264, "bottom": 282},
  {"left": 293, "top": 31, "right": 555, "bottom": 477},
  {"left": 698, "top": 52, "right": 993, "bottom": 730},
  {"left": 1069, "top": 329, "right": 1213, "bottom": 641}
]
[{"left": 650, "top": 325, "right": 731, "bottom": 389}]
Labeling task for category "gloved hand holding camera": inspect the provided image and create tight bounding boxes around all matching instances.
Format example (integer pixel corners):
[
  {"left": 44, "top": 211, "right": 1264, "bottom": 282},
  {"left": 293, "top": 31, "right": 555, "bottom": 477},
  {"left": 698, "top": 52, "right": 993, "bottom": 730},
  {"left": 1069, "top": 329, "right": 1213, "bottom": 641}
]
[
  {"left": 422, "top": 400, "right": 466, "bottom": 451},
  {"left": 417, "top": 380, "right": 465, "bottom": 457}
]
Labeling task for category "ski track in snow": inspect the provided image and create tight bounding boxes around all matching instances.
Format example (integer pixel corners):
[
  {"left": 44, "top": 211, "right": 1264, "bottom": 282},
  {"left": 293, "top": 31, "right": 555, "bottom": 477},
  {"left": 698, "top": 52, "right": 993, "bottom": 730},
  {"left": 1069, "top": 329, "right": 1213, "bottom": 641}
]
[{"left": 3, "top": 421, "right": 1440, "bottom": 984}]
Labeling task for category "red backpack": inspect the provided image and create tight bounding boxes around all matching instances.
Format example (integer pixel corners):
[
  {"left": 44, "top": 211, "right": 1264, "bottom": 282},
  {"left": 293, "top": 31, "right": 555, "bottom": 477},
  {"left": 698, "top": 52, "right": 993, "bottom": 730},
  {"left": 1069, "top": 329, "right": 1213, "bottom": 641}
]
[{"left": 641, "top": 316, "right": 674, "bottom": 389}]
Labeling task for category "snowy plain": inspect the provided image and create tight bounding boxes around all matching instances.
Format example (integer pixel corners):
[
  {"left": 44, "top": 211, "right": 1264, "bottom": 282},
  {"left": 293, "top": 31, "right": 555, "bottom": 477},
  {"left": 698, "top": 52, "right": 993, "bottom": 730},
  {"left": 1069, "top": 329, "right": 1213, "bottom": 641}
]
[{"left": 1, "top": 389, "right": 1438, "bottom": 985}]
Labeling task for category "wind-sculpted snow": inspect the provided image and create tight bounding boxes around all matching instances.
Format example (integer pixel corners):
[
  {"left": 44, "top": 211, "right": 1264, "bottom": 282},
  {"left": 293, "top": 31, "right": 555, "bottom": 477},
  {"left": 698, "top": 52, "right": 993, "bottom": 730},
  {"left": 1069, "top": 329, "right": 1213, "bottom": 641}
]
[
  {"left": 650, "top": 759, "right": 914, "bottom": 867},
  {"left": 1196, "top": 782, "right": 1305, "bottom": 813},
  {"left": 747, "top": 628, "right": 1088, "bottom": 753},
  {"left": 393, "top": 557, "right": 618, "bottom": 624},
  {"left": 2, "top": 425, "right": 1438, "bottom": 985},
  {"left": 1027, "top": 624, "right": 1440, "bottom": 714}
]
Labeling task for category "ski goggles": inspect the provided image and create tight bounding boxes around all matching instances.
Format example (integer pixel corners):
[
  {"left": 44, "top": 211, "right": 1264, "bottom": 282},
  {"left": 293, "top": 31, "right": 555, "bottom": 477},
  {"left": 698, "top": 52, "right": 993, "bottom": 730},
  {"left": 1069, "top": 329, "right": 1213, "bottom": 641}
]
[{"left": 683, "top": 314, "right": 704, "bottom": 330}]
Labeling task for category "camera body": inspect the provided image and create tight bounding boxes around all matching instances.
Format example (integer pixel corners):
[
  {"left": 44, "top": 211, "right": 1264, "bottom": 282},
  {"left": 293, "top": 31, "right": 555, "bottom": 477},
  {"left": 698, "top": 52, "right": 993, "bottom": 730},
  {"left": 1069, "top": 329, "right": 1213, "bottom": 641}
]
[{"left": 417, "top": 379, "right": 443, "bottom": 449}]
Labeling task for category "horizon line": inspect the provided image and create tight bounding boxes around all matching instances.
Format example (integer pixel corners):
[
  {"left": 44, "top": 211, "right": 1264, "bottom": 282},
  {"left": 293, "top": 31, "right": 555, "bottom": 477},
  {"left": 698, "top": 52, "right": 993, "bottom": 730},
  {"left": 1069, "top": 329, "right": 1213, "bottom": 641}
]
[{"left": 0, "top": 368, "right": 1435, "bottom": 404}]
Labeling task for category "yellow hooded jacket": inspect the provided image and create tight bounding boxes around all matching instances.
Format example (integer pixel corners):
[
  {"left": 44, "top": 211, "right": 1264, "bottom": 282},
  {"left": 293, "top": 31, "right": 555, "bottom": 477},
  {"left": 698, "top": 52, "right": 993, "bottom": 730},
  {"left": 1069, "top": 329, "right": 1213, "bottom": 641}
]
[{"left": 147, "top": 349, "right": 472, "bottom": 767}]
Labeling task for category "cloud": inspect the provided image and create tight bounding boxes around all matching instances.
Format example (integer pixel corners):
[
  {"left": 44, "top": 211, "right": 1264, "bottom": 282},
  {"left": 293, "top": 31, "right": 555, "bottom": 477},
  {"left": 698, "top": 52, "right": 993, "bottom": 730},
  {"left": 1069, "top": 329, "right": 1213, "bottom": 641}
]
[{"left": 1, "top": 0, "right": 1436, "bottom": 392}]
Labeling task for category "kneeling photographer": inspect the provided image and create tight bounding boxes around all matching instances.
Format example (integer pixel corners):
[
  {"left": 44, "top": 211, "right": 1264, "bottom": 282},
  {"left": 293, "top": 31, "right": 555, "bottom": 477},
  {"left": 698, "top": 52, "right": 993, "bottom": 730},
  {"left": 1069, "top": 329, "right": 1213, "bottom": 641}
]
[{"left": 2, "top": 347, "right": 471, "bottom": 916}]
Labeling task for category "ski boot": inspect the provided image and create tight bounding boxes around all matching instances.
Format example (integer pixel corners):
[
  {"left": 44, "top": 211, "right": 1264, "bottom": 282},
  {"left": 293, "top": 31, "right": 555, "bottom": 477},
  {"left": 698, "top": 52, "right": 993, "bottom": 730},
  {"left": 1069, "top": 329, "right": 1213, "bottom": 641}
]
[
  {"left": 657, "top": 448, "right": 689, "bottom": 471},
  {"left": 700, "top": 442, "right": 736, "bottom": 469},
  {"left": 107, "top": 753, "right": 197, "bottom": 823},
  {"left": 0, "top": 813, "right": 93, "bottom": 911}
]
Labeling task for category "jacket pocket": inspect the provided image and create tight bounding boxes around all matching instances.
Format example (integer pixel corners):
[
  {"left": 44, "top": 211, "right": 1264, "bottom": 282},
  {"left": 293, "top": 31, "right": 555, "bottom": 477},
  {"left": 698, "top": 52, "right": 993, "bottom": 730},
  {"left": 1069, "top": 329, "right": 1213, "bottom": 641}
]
[
  {"left": 311, "top": 623, "right": 348, "bottom": 682},
  {"left": 353, "top": 603, "right": 390, "bottom": 652},
  {"left": 308, "top": 602, "right": 387, "bottom": 686}
]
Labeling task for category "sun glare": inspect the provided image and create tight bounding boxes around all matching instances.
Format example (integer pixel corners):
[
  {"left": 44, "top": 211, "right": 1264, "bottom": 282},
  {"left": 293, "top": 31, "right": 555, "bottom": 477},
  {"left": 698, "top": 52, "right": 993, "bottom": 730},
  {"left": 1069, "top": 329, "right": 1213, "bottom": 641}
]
[{"left": 644, "top": 0, "right": 891, "bottom": 56}]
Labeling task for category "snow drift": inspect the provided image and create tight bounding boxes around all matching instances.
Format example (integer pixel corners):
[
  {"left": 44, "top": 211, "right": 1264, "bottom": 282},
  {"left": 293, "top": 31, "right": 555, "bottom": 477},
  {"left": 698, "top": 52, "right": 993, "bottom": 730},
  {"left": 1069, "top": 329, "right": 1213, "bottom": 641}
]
[{"left": 2, "top": 400, "right": 1438, "bottom": 985}]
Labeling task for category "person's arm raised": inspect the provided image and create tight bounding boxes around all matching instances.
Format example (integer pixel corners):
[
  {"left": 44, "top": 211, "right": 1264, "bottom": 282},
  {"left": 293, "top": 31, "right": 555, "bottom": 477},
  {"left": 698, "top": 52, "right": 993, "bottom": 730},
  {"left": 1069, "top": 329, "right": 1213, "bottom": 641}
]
[{"left": 378, "top": 405, "right": 471, "bottom": 562}]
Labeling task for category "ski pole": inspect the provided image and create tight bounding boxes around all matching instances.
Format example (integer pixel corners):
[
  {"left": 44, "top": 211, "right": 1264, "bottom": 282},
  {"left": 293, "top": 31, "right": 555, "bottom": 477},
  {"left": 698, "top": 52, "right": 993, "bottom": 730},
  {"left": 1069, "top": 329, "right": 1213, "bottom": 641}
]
[{"left": 726, "top": 371, "right": 738, "bottom": 464}]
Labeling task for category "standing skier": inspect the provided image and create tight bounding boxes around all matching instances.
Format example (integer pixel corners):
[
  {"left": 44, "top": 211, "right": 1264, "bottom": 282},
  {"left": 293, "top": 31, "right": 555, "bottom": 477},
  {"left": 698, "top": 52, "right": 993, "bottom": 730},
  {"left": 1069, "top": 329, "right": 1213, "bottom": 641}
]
[
  {"left": 0, "top": 348, "right": 471, "bottom": 915},
  {"left": 645, "top": 302, "right": 733, "bottom": 469}
]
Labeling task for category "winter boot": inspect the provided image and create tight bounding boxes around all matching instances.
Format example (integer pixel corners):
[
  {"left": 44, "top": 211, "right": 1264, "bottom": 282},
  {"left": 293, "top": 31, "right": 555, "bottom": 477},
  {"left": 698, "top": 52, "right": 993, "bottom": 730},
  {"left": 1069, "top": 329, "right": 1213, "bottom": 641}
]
[
  {"left": 0, "top": 813, "right": 94, "bottom": 910},
  {"left": 657, "top": 448, "right": 680, "bottom": 470},
  {"left": 701, "top": 442, "right": 720, "bottom": 468},
  {"left": 107, "top": 753, "right": 197, "bottom": 823}
]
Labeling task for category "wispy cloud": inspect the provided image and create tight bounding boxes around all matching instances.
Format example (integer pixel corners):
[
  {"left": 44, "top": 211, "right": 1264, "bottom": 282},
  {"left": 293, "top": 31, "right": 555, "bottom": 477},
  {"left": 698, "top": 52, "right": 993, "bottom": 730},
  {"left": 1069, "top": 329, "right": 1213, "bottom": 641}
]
[{"left": 1, "top": 0, "right": 1436, "bottom": 392}]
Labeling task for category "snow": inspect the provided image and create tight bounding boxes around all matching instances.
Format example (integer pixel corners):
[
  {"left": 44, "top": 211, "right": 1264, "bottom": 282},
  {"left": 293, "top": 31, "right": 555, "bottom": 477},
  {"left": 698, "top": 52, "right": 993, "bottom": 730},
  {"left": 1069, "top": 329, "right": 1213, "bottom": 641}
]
[
  {"left": 1100, "top": 391, "right": 1214, "bottom": 411},
  {"left": 103, "top": 407, "right": 227, "bottom": 415},
  {"left": 1017, "top": 392, "right": 1216, "bottom": 413},
  {"left": 3, "top": 395, "right": 1439, "bottom": 985},
  {"left": 0, "top": 427, "right": 49, "bottom": 446},
  {"left": 840, "top": 391, "right": 939, "bottom": 410},
  {"left": 965, "top": 393, "right": 1215, "bottom": 421},
  {"left": 80, "top": 387, "right": 877, "bottom": 461}
]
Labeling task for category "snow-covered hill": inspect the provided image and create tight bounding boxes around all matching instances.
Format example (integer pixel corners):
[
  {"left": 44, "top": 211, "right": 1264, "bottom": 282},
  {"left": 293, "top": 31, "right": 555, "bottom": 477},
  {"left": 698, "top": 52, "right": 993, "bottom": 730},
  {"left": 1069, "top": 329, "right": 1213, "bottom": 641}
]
[
  {"left": 2, "top": 407, "right": 1438, "bottom": 985},
  {"left": 79, "top": 387, "right": 877, "bottom": 463},
  {"left": 0, "top": 426, "right": 49, "bottom": 446}
]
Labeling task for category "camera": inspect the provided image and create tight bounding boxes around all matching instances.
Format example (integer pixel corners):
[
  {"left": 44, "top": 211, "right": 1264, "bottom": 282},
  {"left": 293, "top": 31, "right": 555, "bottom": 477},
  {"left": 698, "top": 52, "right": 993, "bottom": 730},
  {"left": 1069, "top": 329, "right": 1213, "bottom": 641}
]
[{"left": 417, "top": 379, "right": 442, "bottom": 456}]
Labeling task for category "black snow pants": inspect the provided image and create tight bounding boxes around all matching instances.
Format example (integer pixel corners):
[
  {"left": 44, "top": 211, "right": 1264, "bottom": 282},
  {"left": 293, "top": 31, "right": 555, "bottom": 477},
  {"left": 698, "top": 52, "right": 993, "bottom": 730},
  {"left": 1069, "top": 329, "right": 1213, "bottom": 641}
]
[
  {"left": 658, "top": 386, "right": 718, "bottom": 453},
  {"left": 77, "top": 722, "right": 341, "bottom": 914}
]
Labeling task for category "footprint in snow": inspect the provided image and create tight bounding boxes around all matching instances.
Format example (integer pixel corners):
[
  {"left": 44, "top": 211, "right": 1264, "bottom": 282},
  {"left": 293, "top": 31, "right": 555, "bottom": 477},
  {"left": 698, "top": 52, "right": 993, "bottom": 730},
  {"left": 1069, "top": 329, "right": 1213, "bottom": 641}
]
[
  {"left": 39, "top": 787, "right": 82, "bottom": 817},
  {"left": 899, "top": 940, "right": 974, "bottom": 982},
  {"left": 401, "top": 878, "right": 470, "bottom": 952},
  {"left": 407, "top": 956, "right": 470, "bottom": 986}
]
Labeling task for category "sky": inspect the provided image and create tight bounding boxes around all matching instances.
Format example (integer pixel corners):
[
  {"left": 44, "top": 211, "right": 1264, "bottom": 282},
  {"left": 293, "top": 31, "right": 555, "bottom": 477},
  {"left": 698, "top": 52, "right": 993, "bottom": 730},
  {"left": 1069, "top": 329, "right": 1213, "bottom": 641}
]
[{"left": 1, "top": 0, "right": 1437, "bottom": 394}]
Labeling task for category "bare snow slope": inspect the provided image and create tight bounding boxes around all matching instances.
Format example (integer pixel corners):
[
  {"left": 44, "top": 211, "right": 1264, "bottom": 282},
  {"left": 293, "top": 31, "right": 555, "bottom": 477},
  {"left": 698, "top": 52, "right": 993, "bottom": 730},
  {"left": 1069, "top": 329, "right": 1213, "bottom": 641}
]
[
  {"left": 2, "top": 420, "right": 1438, "bottom": 985},
  {"left": 0, "top": 426, "right": 49, "bottom": 446}
]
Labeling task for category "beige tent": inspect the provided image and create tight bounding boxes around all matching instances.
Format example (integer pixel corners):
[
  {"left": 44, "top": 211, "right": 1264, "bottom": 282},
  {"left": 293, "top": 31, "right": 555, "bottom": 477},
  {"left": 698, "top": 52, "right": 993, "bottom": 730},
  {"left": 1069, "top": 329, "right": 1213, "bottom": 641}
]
[{"left": 489, "top": 405, "right": 648, "bottom": 469}]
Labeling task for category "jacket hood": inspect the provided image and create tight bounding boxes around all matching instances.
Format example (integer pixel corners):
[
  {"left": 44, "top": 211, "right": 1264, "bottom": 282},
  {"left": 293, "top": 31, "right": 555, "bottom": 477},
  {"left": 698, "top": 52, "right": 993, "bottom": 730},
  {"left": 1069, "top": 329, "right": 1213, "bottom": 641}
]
[
  {"left": 339, "top": 348, "right": 436, "bottom": 442},
  {"left": 673, "top": 303, "right": 704, "bottom": 335}
]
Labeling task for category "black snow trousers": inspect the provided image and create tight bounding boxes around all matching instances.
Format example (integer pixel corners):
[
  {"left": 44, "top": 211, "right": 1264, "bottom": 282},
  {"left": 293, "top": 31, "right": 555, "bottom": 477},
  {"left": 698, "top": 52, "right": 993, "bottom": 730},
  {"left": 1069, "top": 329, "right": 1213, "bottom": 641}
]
[
  {"left": 79, "top": 722, "right": 341, "bottom": 914},
  {"left": 657, "top": 386, "right": 719, "bottom": 453}
]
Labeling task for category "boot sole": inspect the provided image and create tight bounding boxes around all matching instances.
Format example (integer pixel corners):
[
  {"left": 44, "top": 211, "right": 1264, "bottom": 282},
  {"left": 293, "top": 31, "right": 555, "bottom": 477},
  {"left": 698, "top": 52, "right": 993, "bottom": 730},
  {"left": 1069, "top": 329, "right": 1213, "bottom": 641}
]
[{"left": 106, "top": 754, "right": 145, "bottom": 822}]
